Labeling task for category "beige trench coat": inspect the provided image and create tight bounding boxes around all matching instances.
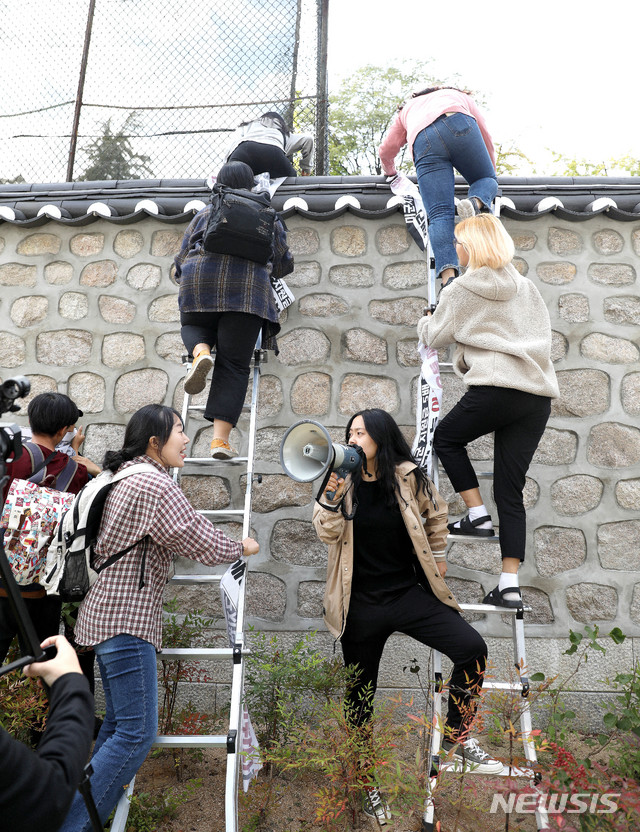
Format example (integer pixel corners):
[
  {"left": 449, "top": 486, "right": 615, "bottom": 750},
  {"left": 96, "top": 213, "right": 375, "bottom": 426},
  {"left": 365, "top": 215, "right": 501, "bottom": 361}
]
[{"left": 312, "top": 460, "right": 461, "bottom": 639}]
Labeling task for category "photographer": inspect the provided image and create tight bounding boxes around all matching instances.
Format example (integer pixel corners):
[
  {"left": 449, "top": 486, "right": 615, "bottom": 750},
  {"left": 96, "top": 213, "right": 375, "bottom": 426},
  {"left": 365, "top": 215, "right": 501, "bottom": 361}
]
[{"left": 0, "top": 634, "right": 93, "bottom": 832}]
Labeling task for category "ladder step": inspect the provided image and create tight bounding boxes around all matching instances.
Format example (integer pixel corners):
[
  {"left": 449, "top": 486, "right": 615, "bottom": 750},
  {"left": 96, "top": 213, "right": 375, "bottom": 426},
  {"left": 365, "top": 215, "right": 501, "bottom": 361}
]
[
  {"left": 448, "top": 533, "right": 500, "bottom": 543},
  {"left": 158, "top": 647, "right": 235, "bottom": 661},
  {"left": 435, "top": 761, "right": 535, "bottom": 778},
  {"left": 197, "top": 509, "right": 245, "bottom": 517},
  {"left": 182, "top": 456, "right": 249, "bottom": 465},
  {"left": 187, "top": 403, "right": 252, "bottom": 413},
  {"left": 154, "top": 734, "right": 227, "bottom": 748},
  {"left": 170, "top": 574, "right": 223, "bottom": 584},
  {"left": 482, "top": 681, "right": 528, "bottom": 692},
  {"left": 459, "top": 602, "right": 531, "bottom": 614}
]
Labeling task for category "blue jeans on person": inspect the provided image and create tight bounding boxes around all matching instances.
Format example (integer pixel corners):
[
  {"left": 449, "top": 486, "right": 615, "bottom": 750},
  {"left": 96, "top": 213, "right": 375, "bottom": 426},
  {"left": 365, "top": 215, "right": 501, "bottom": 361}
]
[
  {"left": 59, "top": 634, "right": 158, "bottom": 832},
  {"left": 412, "top": 112, "right": 498, "bottom": 277}
]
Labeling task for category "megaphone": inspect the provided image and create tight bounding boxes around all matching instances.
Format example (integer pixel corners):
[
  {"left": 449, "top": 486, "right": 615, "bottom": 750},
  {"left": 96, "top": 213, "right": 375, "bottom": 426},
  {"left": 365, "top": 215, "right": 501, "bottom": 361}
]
[{"left": 280, "top": 420, "right": 364, "bottom": 497}]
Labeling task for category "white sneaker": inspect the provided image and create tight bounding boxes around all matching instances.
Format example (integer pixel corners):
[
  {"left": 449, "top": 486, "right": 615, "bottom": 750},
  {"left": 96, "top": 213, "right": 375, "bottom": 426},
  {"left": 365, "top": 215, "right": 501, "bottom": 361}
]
[
  {"left": 441, "top": 736, "right": 503, "bottom": 774},
  {"left": 457, "top": 197, "right": 480, "bottom": 219},
  {"left": 362, "top": 786, "right": 391, "bottom": 825}
]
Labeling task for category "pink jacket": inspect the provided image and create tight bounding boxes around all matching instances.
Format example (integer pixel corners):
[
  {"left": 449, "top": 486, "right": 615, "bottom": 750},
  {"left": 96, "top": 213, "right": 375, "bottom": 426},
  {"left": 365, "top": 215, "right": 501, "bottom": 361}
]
[{"left": 378, "top": 89, "right": 496, "bottom": 175}]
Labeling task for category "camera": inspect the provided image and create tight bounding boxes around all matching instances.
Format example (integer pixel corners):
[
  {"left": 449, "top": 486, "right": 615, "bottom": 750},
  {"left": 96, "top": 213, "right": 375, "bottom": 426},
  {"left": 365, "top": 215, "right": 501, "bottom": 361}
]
[{"left": 0, "top": 375, "right": 30, "bottom": 471}]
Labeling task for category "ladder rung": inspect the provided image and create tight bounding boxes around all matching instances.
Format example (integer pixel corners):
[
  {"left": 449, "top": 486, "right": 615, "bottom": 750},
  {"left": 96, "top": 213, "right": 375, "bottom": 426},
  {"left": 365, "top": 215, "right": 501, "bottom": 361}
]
[
  {"left": 459, "top": 602, "right": 531, "bottom": 614},
  {"left": 187, "top": 403, "right": 252, "bottom": 413},
  {"left": 182, "top": 456, "right": 249, "bottom": 464},
  {"left": 448, "top": 533, "right": 500, "bottom": 543},
  {"left": 158, "top": 647, "right": 235, "bottom": 661},
  {"left": 198, "top": 509, "right": 245, "bottom": 516},
  {"left": 482, "top": 681, "right": 528, "bottom": 692},
  {"left": 170, "top": 574, "right": 223, "bottom": 584},
  {"left": 435, "top": 761, "right": 535, "bottom": 778},
  {"left": 154, "top": 734, "right": 227, "bottom": 748}
]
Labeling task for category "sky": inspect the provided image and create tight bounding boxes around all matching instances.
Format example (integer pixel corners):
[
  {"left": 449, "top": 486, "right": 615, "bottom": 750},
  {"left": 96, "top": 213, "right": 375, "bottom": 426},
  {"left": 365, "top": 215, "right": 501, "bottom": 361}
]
[{"left": 326, "top": 0, "right": 639, "bottom": 174}]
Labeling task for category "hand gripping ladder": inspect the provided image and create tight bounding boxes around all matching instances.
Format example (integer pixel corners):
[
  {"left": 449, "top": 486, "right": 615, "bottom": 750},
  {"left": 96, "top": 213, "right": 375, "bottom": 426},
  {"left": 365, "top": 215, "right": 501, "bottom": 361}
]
[
  {"left": 110, "top": 335, "right": 264, "bottom": 832},
  {"left": 419, "top": 202, "right": 549, "bottom": 831}
]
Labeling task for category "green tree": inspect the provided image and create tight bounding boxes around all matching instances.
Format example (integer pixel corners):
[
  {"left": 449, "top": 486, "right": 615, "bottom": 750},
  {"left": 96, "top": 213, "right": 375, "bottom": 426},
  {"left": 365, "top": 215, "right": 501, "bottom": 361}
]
[
  {"left": 79, "top": 114, "right": 152, "bottom": 181},
  {"left": 328, "top": 63, "right": 465, "bottom": 176},
  {"left": 550, "top": 150, "right": 640, "bottom": 177},
  {"left": 495, "top": 141, "right": 531, "bottom": 175}
]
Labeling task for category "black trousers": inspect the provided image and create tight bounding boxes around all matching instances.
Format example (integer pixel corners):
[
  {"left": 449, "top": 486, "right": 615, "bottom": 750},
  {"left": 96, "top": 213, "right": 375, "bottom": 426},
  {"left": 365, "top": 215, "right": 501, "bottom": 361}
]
[
  {"left": 181, "top": 311, "right": 263, "bottom": 425},
  {"left": 228, "top": 141, "right": 296, "bottom": 178},
  {"left": 433, "top": 385, "right": 551, "bottom": 561},
  {"left": 340, "top": 584, "right": 487, "bottom": 736}
]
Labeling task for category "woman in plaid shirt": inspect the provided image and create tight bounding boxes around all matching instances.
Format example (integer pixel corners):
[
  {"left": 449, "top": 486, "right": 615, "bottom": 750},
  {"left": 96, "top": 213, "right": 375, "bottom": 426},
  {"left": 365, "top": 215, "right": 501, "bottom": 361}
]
[{"left": 60, "top": 404, "right": 259, "bottom": 832}]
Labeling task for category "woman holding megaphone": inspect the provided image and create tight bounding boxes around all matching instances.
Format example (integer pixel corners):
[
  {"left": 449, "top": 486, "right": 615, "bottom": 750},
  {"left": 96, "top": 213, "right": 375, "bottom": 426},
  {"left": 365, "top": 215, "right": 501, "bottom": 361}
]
[{"left": 312, "top": 408, "right": 500, "bottom": 822}]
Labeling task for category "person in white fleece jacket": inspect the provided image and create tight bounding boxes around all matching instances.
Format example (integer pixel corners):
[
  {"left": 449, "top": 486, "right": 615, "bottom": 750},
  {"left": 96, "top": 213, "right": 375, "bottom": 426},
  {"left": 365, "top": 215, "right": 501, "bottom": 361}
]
[{"left": 417, "top": 214, "right": 559, "bottom": 609}]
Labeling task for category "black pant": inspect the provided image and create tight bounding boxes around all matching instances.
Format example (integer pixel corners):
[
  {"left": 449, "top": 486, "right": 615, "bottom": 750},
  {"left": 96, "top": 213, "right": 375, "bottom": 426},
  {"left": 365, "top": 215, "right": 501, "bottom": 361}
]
[
  {"left": 0, "top": 594, "right": 62, "bottom": 664},
  {"left": 181, "top": 311, "right": 263, "bottom": 425},
  {"left": 433, "top": 385, "right": 551, "bottom": 561},
  {"left": 228, "top": 141, "right": 296, "bottom": 178},
  {"left": 340, "top": 584, "right": 487, "bottom": 736}
]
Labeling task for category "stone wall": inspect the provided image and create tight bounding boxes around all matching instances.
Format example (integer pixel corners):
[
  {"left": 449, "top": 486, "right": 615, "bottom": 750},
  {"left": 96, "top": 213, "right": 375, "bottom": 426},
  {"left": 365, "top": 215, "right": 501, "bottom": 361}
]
[{"left": 2, "top": 212, "right": 640, "bottom": 709}]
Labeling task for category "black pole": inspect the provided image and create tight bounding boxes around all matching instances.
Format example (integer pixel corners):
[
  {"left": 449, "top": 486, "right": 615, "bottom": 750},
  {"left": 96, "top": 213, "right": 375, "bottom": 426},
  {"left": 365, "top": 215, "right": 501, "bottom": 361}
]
[
  {"left": 66, "top": 0, "right": 97, "bottom": 182},
  {"left": 286, "top": 0, "right": 303, "bottom": 130},
  {"left": 315, "top": 0, "right": 330, "bottom": 175}
]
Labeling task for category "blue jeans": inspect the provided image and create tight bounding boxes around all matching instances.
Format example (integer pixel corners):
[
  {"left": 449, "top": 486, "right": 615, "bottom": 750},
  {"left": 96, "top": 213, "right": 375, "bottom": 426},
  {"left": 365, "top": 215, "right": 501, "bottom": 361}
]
[
  {"left": 412, "top": 113, "right": 498, "bottom": 277},
  {"left": 59, "top": 634, "right": 158, "bottom": 832}
]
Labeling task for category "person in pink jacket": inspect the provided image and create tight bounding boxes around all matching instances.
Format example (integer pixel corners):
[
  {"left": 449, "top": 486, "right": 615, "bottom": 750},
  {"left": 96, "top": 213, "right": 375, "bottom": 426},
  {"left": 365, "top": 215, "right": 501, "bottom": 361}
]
[{"left": 379, "top": 86, "right": 498, "bottom": 284}]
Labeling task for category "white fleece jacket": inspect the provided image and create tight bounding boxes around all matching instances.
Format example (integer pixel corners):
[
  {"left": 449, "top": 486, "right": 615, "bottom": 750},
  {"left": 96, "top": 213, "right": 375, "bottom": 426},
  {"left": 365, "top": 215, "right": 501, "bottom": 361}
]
[{"left": 417, "top": 263, "right": 559, "bottom": 399}]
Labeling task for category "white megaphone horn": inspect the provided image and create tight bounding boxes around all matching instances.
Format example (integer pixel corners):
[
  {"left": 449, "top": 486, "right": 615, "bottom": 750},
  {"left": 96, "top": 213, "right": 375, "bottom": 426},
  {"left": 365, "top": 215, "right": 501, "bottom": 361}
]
[{"left": 279, "top": 420, "right": 364, "bottom": 498}]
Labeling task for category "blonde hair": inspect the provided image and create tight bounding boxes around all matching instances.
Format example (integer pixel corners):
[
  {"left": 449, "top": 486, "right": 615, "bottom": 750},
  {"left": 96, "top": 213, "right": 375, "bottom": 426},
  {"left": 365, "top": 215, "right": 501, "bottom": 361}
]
[{"left": 455, "top": 214, "right": 515, "bottom": 271}]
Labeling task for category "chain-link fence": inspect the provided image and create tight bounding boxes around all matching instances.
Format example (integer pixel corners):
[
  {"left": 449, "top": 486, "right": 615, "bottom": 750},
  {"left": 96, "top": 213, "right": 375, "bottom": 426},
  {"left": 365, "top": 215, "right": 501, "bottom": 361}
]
[{"left": 0, "top": 0, "right": 328, "bottom": 183}]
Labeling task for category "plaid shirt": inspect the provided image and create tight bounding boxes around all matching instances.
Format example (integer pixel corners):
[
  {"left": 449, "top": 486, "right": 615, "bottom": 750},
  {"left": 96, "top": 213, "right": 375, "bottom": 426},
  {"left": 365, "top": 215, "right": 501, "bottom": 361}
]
[
  {"left": 74, "top": 456, "right": 243, "bottom": 650},
  {"left": 174, "top": 206, "right": 294, "bottom": 351}
]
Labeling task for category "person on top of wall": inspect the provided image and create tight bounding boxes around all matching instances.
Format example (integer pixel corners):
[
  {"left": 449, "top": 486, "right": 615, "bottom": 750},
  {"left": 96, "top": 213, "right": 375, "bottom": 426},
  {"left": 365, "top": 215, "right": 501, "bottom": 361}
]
[
  {"left": 0, "top": 392, "right": 100, "bottom": 666},
  {"left": 59, "top": 404, "right": 259, "bottom": 832},
  {"left": 378, "top": 85, "right": 498, "bottom": 284},
  {"left": 312, "top": 408, "right": 502, "bottom": 823},
  {"left": 417, "top": 214, "right": 559, "bottom": 609},
  {"left": 174, "top": 160, "right": 293, "bottom": 460},
  {"left": 226, "top": 111, "right": 314, "bottom": 177}
]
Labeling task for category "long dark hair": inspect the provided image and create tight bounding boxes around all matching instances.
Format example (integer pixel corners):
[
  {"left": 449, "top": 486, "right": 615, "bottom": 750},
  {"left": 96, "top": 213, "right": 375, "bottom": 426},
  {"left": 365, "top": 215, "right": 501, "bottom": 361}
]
[
  {"left": 398, "top": 84, "right": 473, "bottom": 111},
  {"left": 103, "top": 404, "right": 182, "bottom": 472},
  {"left": 217, "top": 160, "right": 255, "bottom": 191},
  {"left": 344, "top": 408, "right": 435, "bottom": 508}
]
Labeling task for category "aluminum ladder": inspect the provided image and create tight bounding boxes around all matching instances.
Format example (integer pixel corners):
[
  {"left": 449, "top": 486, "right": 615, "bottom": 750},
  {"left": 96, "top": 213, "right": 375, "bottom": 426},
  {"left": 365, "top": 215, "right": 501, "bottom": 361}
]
[
  {"left": 110, "top": 337, "right": 264, "bottom": 832},
  {"left": 419, "top": 200, "right": 549, "bottom": 831}
]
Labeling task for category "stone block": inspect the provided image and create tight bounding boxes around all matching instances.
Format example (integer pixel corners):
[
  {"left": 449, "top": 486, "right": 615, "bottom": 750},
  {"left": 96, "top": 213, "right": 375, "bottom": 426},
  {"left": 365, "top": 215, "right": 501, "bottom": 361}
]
[
  {"left": 290, "top": 372, "right": 331, "bottom": 415},
  {"left": 512, "top": 256, "right": 529, "bottom": 275},
  {"left": 297, "top": 581, "right": 324, "bottom": 618},
  {"left": 36, "top": 330, "right": 92, "bottom": 366},
  {"left": 445, "top": 577, "right": 485, "bottom": 622},
  {"left": 551, "top": 369, "right": 610, "bottom": 417},
  {"left": 547, "top": 227, "right": 583, "bottom": 256},
  {"left": 151, "top": 230, "right": 183, "bottom": 257},
  {"left": 615, "top": 478, "right": 640, "bottom": 509},
  {"left": 597, "top": 520, "right": 640, "bottom": 570},
  {"left": 179, "top": 475, "right": 231, "bottom": 510},
  {"left": 59, "top": 292, "right": 88, "bottom": 320},
  {"left": 341, "top": 328, "right": 387, "bottom": 364},
  {"left": 536, "top": 262, "right": 577, "bottom": 284},
  {"left": 0, "top": 263, "right": 37, "bottom": 287},
  {"left": 511, "top": 231, "right": 536, "bottom": 251},
  {"left": 68, "top": 372, "right": 106, "bottom": 413},
  {"left": 520, "top": 587, "right": 554, "bottom": 624},
  {"left": 396, "top": 339, "right": 421, "bottom": 367},
  {"left": 114, "top": 368, "right": 169, "bottom": 412},
  {"left": 338, "top": 373, "right": 399, "bottom": 414},
  {"left": 148, "top": 294, "right": 179, "bottom": 322},
  {"left": 550, "top": 475, "right": 603, "bottom": 515},
  {"left": 588, "top": 263, "right": 635, "bottom": 286},
  {"left": 255, "top": 427, "right": 286, "bottom": 464},
  {"left": 631, "top": 585, "right": 640, "bottom": 625},
  {"left": 70, "top": 233, "right": 105, "bottom": 256},
  {"left": 523, "top": 476, "right": 539, "bottom": 509},
  {"left": 532, "top": 428, "right": 577, "bottom": 465},
  {"left": 113, "top": 229, "right": 144, "bottom": 258},
  {"left": 11, "top": 296, "right": 48, "bottom": 327},
  {"left": 287, "top": 261, "right": 321, "bottom": 287},
  {"left": 98, "top": 295, "right": 136, "bottom": 324},
  {"left": 277, "top": 328, "right": 331, "bottom": 365},
  {"left": 13, "top": 374, "right": 57, "bottom": 415},
  {"left": 587, "top": 422, "right": 640, "bottom": 467},
  {"left": 287, "top": 227, "right": 319, "bottom": 255},
  {"left": 270, "top": 519, "right": 327, "bottom": 566},
  {"left": 102, "top": 332, "right": 145, "bottom": 368},
  {"left": 534, "top": 526, "right": 586, "bottom": 576},
  {"left": 382, "top": 261, "right": 427, "bottom": 289},
  {"left": 558, "top": 293, "right": 589, "bottom": 323},
  {"left": 375, "top": 224, "right": 410, "bottom": 255},
  {"left": 592, "top": 229, "right": 624, "bottom": 255},
  {"left": 447, "top": 540, "right": 502, "bottom": 573},
  {"left": 603, "top": 295, "right": 640, "bottom": 325},
  {"left": 328, "top": 263, "right": 374, "bottom": 287},
  {"left": 256, "top": 374, "right": 283, "bottom": 417},
  {"left": 621, "top": 372, "right": 640, "bottom": 415},
  {"left": 17, "top": 233, "right": 61, "bottom": 255},
  {"left": 126, "top": 263, "right": 161, "bottom": 290},
  {"left": 369, "top": 296, "right": 425, "bottom": 325},
  {"left": 330, "top": 225, "right": 366, "bottom": 257},
  {"left": 44, "top": 261, "right": 73, "bottom": 285},
  {"left": 551, "top": 331, "right": 568, "bottom": 362},
  {"left": 80, "top": 260, "right": 117, "bottom": 287},
  {"left": 298, "top": 293, "right": 350, "bottom": 317},
  {"left": 580, "top": 333, "right": 639, "bottom": 364},
  {"left": 155, "top": 332, "right": 184, "bottom": 364},
  {"left": 246, "top": 572, "right": 287, "bottom": 621},
  {"left": 566, "top": 583, "right": 617, "bottom": 622},
  {"left": 84, "top": 423, "right": 126, "bottom": 465},
  {"left": 248, "top": 475, "right": 313, "bottom": 512}
]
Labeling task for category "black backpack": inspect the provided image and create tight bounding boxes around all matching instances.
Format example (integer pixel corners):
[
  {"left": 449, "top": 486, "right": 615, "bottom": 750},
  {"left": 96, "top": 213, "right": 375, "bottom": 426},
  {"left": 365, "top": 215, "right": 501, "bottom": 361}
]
[{"left": 203, "top": 184, "right": 277, "bottom": 264}]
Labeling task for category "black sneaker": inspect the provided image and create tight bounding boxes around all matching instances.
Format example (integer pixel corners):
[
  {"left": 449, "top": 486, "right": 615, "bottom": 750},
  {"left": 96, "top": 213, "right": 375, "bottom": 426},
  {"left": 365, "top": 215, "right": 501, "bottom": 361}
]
[
  {"left": 440, "top": 736, "right": 503, "bottom": 774},
  {"left": 362, "top": 786, "right": 391, "bottom": 825}
]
